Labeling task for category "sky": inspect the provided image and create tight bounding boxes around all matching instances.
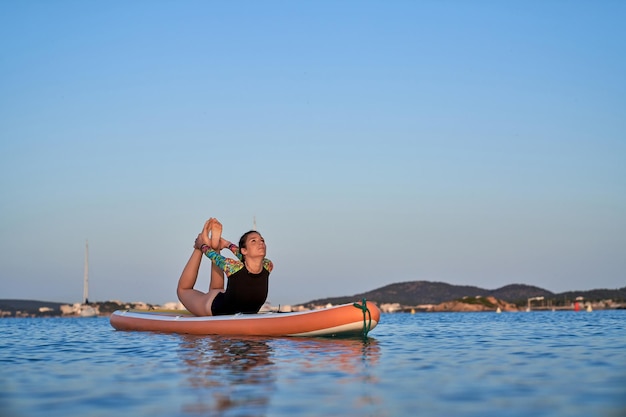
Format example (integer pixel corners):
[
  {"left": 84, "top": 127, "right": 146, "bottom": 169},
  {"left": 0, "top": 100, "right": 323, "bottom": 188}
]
[{"left": 1, "top": 1, "right": 624, "bottom": 306}]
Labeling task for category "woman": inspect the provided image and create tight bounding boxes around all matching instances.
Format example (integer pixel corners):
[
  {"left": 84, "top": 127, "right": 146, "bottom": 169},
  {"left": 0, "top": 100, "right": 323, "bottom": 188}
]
[{"left": 177, "top": 218, "right": 274, "bottom": 316}]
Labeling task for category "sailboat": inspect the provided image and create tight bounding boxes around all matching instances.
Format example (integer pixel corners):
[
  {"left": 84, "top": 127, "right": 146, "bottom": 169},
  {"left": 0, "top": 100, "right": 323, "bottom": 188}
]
[{"left": 79, "top": 240, "right": 98, "bottom": 317}]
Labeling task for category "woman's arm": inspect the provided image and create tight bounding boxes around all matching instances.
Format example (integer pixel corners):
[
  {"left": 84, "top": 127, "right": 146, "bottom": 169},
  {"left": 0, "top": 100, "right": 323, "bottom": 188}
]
[
  {"left": 215, "top": 237, "right": 243, "bottom": 261},
  {"left": 201, "top": 245, "right": 242, "bottom": 276},
  {"left": 228, "top": 242, "right": 243, "bottom": 261}
]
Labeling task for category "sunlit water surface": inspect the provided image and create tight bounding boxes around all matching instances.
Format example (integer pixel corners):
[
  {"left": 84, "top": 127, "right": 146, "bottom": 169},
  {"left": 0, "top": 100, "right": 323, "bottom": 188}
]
[{"left": 1, "top": 310, "right": 624, "bottom": 417}]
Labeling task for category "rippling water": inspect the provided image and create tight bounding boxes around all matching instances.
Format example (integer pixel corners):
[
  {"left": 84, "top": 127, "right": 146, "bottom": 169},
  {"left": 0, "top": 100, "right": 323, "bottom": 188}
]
[{"left": 1, "top": 310, "right": 624, "bottom": 417}]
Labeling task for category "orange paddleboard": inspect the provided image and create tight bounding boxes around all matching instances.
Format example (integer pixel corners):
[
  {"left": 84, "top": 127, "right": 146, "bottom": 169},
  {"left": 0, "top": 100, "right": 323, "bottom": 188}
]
[{"left": 110, "top": 301, "right": 380, "bottom": 337}]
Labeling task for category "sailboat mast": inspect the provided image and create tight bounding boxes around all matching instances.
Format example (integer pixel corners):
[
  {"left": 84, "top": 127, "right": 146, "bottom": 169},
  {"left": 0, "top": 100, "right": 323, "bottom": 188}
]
[{"left": 83, "top": 240, "right": 89, "bottom": 304}]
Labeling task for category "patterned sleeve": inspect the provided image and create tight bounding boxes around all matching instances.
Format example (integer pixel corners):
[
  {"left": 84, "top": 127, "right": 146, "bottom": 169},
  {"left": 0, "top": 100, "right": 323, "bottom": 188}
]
[
  {"left": 203, "top": 249, "right": 243, "bottom": 277},
  {"left": 228, "top": 243, "right": 243, "bottom": 261},
  {"left": 263, "top": 259, "right": 274, "bottom": 273}
]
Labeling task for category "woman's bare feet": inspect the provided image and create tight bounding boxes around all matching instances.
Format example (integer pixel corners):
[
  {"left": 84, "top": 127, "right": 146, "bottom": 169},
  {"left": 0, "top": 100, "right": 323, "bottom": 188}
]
[
  {"left": 210, "top": 218, "right": 222, "bottom": 250},
  {"left": 200, "top": 219, "right": 213, "bottom": 249}
]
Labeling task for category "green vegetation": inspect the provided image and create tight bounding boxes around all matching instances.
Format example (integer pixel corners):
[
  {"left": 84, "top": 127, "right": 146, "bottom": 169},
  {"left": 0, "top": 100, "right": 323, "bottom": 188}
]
[{"left": 456, "top": 296, "right": 496, "bottom": 308}]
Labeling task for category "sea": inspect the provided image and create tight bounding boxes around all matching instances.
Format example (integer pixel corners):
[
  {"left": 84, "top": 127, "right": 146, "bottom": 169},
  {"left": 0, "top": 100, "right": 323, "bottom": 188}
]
[{"left": 1, "top": 310, "right": 624, "bottom": 417}]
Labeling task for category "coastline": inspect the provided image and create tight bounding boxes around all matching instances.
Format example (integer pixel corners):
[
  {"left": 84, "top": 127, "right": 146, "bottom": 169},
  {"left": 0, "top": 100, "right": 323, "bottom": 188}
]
[{"left": 1, "top": 296, "right": 623, "bottom": 318}]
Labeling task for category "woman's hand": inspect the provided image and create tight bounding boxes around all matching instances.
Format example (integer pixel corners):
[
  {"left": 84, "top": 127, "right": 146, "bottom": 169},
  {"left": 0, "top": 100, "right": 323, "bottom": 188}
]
[
  {"left": 194, "top": 234, "right": 204, "bottom": 250},
  {"left": 194, "top": 219, "right": 213, "bottom": 250}
]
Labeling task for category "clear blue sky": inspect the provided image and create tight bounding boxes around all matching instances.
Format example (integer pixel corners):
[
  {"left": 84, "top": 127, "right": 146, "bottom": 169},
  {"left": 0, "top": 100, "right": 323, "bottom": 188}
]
[{"left": 1, "top": 1, "right": 624, "bottom": 306}]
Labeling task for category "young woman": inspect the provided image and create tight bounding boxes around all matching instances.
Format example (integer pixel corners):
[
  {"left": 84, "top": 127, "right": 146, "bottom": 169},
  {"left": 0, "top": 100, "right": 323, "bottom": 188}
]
[{"left": 177, "top": 218, "right": 274, "bottom": 316}]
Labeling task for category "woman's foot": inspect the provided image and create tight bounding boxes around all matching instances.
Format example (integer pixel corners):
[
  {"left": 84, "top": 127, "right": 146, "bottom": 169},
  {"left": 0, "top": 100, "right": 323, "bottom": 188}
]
[
  {"left": 200, "top": 218, "right": 214, "bottom": 250},
  {"left": 210, "top": 219, "right": 222, "bottom": 250}
]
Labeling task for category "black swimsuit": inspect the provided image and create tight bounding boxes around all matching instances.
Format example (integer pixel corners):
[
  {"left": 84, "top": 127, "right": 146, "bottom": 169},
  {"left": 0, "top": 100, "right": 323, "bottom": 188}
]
[
  {"left": 202, "top": 244, "right": 273, "bottom": 316},
  {"left": 211, "top": 266, "right": 270, "bottom": 315}
]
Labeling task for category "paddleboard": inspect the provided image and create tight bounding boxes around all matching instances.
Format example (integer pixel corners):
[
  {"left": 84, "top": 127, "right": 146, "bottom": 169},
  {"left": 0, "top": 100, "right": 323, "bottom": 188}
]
[{"left": 110, "top": 300, "right": 380, "bottom": 337}]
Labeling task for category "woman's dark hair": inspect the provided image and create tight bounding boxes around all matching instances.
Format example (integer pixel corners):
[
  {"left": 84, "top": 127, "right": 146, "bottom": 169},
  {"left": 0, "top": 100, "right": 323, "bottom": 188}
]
[{"left": 238, "top": 230, "right": 261, "bottom": 262}]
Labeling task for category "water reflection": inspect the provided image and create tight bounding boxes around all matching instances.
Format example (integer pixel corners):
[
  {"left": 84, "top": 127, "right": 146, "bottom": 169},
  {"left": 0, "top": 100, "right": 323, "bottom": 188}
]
[
  {"left": 274, "top": 338, "right": 382, "bottom": 413},
  {"left": 176, "top": 336, "right": 382, "bottom": 416},
  {"left": 178, "top": 336, "right": 275, "bottom": 415},
  {"left": 279, "top": 337, "right": 381, "bottom": 373}
]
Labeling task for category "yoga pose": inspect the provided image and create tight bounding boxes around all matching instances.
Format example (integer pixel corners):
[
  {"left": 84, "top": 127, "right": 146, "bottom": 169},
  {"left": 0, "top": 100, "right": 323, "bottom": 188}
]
[{"left": 177, "top": 218, "right": 273, "bottom": 316}]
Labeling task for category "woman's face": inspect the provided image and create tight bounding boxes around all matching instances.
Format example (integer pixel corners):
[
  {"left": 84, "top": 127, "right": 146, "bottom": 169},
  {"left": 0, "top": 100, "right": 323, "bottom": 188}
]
[{"left": 242, "top": 232, "right": 266, "bottom": 258}]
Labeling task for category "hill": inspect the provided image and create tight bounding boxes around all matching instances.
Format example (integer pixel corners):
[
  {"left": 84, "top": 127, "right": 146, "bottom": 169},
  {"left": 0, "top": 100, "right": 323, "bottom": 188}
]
[
  {"left": 297, "top": 281, "right": 626, "bottom": 308},
  {"left": 0, "top": 299, "right": 66, "bottom": 315}
]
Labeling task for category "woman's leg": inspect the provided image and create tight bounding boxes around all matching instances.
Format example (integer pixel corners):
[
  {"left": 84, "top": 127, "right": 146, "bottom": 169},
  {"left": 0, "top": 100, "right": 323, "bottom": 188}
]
[
  {"left": 208, "top": 219, "right": 225, "bottom": 291},
  {"left": 209, "top": 261, "right": 225, "bottom": 291},
  {"left": 177, "top": 249, "right": 221, "bottom": 316}
]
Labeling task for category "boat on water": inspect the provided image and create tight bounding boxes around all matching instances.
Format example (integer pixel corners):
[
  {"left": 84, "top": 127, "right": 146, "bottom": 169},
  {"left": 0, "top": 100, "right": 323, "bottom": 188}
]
[{"left": 110, "top": 300, "right": 380, "bottom": 338}]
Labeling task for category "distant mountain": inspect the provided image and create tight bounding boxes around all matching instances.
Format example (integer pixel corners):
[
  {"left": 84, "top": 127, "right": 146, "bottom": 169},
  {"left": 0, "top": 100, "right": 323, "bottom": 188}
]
[
  {"left": 490, "top": 284, "right": 555, "bottom": 301},
  {"left": 297, "top": 281, "right": 626, "bottom": 308},
  {"left": 554, "top": 288, "right": 626, "bottom": 302}
]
